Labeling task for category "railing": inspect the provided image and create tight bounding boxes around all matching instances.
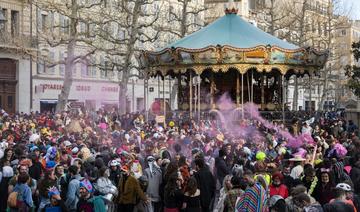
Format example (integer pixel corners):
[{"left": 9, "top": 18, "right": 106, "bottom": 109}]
[{"left": 0, "top": 30, "right": 37, "bottom": 50}]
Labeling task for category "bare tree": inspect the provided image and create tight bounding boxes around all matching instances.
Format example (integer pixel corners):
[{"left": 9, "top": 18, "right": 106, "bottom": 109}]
[
  {"left": 159, "top": 0, "right": 207, "bottom": 109},
  {"left": 95, "top": 0, "right": 161, "bottom": 114},
  {"left": 33, "top": 0, "right": 104, "bottom": 112}
]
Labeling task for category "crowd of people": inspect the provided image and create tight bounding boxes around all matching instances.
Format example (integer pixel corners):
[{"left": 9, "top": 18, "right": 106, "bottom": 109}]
[{"left": 0, "top": 108, "right": 358, "bottom": 212}]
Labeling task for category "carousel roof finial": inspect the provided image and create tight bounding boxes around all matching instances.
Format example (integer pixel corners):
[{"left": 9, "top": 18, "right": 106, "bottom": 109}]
[{"left": 225, "top": 0, "right": 238, "bottom": 15}]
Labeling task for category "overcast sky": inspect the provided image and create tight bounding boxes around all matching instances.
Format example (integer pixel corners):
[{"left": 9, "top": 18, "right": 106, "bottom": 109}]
[{"left": 339, "top": 0, "right": 360, "bottom": 19}]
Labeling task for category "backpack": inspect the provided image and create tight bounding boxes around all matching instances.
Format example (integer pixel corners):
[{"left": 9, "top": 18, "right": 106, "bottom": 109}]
[
  {"left": 7, "top": 191, "right": 19, "bottom": 208},
  {"left": 59, "top": 174, "right": 71, "bottom": 199},
  {"left": 7, "top": 190, "right": 27, "bottom": 210}
]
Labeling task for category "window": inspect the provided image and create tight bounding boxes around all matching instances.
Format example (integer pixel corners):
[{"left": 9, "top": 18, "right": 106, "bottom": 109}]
[
  {"left": 81, "top": 60, "right": 89, "bottom": 77},
  {"left": 47, "top": 51, "right": 55, "bottom": 74},
  {"left": 0, "top": 9, "right": 7, "bottom": 31},
  {"left": 41, "top": 14, "right": 48, "bottom": 32},
  {"left": 7, "top": 96, "right": 13, "bottom": 108},
  {"left": 37, "top": 61, "right": 45, "bottom": 73},
  {"left": 318, "top": 22, "right": 322, "bottom": 35},
  {"left": 341, "top": 29, "right": 346, "bottom": 36},
  {"left": 11, "top": 10, "right": 19, "bottom": 36},
  {"left": 60, "top": 15, "right": 70, "bottom": 35},
  {"left": 89, "top": 56, "right": 97, "bottom": 77},
  {"left": 79, "top": 22, "right": 86, "bottom": 34},
  {"left": 81, "top": 57, "right": 96, "bottom": 78},
  {"left": 59, "top": 52, "right": 65, "bottom": 75},
  {"left": 136, "top": 98, "right": 144, "bottom": 111}
]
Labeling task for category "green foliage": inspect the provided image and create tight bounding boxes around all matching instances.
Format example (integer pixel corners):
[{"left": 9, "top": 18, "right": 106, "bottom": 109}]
[{"left": 345, "top": 41, "right": 360, "bottom": 98}]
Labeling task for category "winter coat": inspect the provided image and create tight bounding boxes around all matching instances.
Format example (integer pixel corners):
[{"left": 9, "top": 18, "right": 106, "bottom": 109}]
[
  {"left": 144, "top": 164, "right": 162, "bottom": 202},
  {"left": 194, "top": 167, "right": 216, "bottom": 210},
  {"left": 95, "top": 177, "right": 118, "bottom": 196},
  {"left": 65, "top": 174, "right": 83, "bottom": 211},
  {"left": 351, "top": 162, "right": 360, "bottom": 194},
  {"left": 215, "top": 157, "right": 229, "bottom": 185},
  {"left": 117, "top": 174, "right": 147, "bottom": 205},
  {"left": 313, "top": 182, "right": 335, "bottom": 205}
]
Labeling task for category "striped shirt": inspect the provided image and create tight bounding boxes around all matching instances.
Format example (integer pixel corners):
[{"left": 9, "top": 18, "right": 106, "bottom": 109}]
[{"left": 235, "top": 182, "right": 268, "bottom": 212}]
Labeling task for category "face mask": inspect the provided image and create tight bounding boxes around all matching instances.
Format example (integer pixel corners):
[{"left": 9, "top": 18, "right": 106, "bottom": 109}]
[{"left": 273, "top": 181, "right": 281, "bottom": 187}]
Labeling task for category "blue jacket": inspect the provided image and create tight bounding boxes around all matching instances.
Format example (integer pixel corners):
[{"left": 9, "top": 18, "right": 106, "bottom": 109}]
[
  {"left": 65, "top": 174, "right": 83, "bottom": 211},
  {"left": 13, "top": 183, "right": 34, "bottom": 208}
]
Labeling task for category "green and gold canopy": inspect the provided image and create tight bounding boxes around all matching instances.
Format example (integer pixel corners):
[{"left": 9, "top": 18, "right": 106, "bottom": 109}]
[{"left": 140, "top": 11, "right": 328, "bottom": 76}]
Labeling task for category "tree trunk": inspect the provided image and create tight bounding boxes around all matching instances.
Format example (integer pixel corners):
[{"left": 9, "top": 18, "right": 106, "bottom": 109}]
[
  {"left": 56, "top": 0, "right": 77, "bottom": 112},
  {"left": 118, "top": 81, "right": 128, "bottom": 114},
  {"left": 118, "top": 0, "right": 141, "bottom": 115}
]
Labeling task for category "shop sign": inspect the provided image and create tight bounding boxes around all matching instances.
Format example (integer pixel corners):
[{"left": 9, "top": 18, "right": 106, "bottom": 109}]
[
  {"left": 155, "top": 115, "right": 165, "bottom": 124},
  {"left": 69, "top": 102, "right": 84, "bottom": 108},
  {"left": 76, "top": 85, "right": 91, "bottom": 91},
  {"left": 101, "top": 86, "right": 118, "bottom": 92},
  {"left": 40, "top": 84, "right": 63, "bottom": 90}
]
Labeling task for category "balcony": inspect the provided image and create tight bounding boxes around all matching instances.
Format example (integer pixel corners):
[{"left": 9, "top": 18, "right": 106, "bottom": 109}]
[{"left": 0, "top": 30, "right": 37, "bottom": 52}]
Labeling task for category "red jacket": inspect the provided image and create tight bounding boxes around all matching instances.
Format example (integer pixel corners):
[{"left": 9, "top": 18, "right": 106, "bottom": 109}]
[{"left": 269, "top": 184, "right": 288, "bottom": 198}]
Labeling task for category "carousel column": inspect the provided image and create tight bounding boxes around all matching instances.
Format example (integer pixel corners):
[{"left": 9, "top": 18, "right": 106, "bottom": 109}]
[
  {"left": 190, "top": 73, "right": 193, "bottom": 119},
  {"left": 177, "top": 74, "right": 182, "bottom": 111},
  {"left": 169, "top": 77, "right": 171, "bottom": 110},
  {"left": 163, "top": 76, "right": 166, "bottom": 127},
  {"left": 158, "top": 76, "right": 160, "bottom": 99},
  {"left": 282, "top": 74, "right": 285, "bottom": 124},
  {"left": 236, "top": 72, "right": 240, "bottom": 107},
  {"left": 143, "top": 77, "right": 147, "bottom": 121},
  {"left": 251, "top": 70, "right": 254, "bottom": 103},
  {"left": 210, "top": 73, "right": 215, "bottom": 109},
  {"left": 261, "top": 73, "right": 265, "bottom": 110},
  {"left": 241, "top": 73, "right": 244, "bottom": 118},
  {"left": 309, "top": 73, "right": 312, "bottom": 112},
  {"left": 198, "top": 74, "right": 201, "bottom": 123}
]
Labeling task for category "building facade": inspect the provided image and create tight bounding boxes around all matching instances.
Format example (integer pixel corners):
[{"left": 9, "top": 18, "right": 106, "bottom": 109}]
[{"left": 0, "top": 0, "right": 205, "bottom": 113}]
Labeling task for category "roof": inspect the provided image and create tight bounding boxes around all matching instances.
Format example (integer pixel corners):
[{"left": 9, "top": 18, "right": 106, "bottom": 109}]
[{"left": 165, "top": 13, "right": 299, "bottom": 50}]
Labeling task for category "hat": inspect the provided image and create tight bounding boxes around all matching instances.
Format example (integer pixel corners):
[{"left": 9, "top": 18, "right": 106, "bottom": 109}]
[
  {"left": 2, "top": 166, "right": 14, "bottom": 177},
  {"left": 46, "top": 161, "right": 57, "bottom": 170},
  {"left": 256, "top": 151, "right": 266, "bottom": 161},
  {"left": 336, "top": 183, "right": 352, "bottom": 192},
  {"left": 63, "top": 140, "right": 72, "bottom": 147},
  {"left": 109, "top": 160, "right": 120, "bottom": 167},
  {"left": 71, "top": 147, "right": 79, "bottom": 154},
  {"left": 46, "top": 147, "right": 57, "bottom": 159},
  {"left": 48, "top": 186, "right": 60, "bottom": 198},
  {"left": 268, "top": 195, "right": 284, "bottom": 208},
  {"left": 272, "top": 171, "right": 284, "bottom": 181},
  {"left": 19, "top": 159, "right": 32, "bottom": 167},
  {"left": 30, "top": 146, "right": 39, "bottom": 152},
  {"left": 121, "top": 165, "right": 129, "bottom": 172},
  {"left": 289, "top": 155, "right": 306, "bottom": 162},
  {"left": 147, "top": 156, "right": 155, "bottom": 162},
  {"left": 168, "top": 121, "right": 175, "bottom": 127},
  {"left": 79, "top": 179, "right": 93, "bottom": 193}
]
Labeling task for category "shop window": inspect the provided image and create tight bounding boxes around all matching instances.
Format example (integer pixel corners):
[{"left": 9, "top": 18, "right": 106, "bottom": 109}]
[
  {"left": 137, "top": 98, "right": 144, "bottom": 111},
  {"left": 7, "top": 95, "right": 13, "bottom": 108}
]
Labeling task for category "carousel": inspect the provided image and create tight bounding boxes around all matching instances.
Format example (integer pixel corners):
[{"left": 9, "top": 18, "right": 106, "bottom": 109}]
[{"left": 139, "top": 7, "right": 328, "bottom": 122}]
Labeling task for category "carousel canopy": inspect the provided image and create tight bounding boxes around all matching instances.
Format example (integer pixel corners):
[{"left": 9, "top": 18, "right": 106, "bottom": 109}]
[
  {"left": 165, "top": 13, "right": 298, "bottom": 50},
  {"left": 140, "top": 9, "right": 328, "bottom": 76}
]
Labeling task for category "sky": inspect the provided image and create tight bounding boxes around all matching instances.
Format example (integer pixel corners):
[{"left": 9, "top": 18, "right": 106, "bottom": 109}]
[{"left": 339, "top": 0, "right": 360, "bottom": 19}]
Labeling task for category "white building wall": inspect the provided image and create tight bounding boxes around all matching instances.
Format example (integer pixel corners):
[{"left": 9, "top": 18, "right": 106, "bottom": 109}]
[{"left": 17, "top": 59, "right": 31, "bottom": 113}]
